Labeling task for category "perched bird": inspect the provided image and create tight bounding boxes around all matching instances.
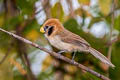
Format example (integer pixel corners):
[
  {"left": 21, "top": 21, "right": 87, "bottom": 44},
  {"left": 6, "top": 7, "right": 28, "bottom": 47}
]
[{"left": 40, "top": 18, "right": 115, "bottom": 68}]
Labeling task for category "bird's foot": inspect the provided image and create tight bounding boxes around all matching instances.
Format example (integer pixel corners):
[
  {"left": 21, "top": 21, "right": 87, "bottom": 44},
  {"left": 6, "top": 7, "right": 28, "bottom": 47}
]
[
  {"left": 72, "top": 52, "right": 76, "bottom": 61},
  {"left": 57, "top": 50, "right": 66, "bottom": 54}
]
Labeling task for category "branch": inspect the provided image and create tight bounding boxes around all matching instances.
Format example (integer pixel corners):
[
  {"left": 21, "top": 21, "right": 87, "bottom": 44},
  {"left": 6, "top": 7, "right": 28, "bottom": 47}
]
[{"left": 0, "top": 28, "right": 110, "bottom": 80}]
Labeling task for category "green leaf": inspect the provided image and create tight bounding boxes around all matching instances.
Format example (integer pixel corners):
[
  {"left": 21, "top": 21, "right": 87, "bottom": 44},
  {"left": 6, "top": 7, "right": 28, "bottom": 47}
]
[
  {"left": 16, "top": 0, "right": 35, "bottom": 15},
  {"left": 23, "top": 19, "right": 40, "bottom": 35},
  {"left": 88, "top": 17, "right": 103, "bottom": 29},
  {"left": 114, "top": 15, "right": 120, "bottom": 31}
]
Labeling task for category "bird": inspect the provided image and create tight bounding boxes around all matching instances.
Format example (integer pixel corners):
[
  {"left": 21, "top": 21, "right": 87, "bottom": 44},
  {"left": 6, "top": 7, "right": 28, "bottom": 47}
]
[{"left": 40, "top": 18, "right": 115, "bottom": 68}]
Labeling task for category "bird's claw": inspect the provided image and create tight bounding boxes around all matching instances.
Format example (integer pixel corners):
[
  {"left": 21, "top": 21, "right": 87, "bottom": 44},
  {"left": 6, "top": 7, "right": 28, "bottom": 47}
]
[
  {"left": 57, "top": 50, "right": 66, "bottom": 54},
  {"left": 72, "top": 52, "right": 76, "bottom": 61}
]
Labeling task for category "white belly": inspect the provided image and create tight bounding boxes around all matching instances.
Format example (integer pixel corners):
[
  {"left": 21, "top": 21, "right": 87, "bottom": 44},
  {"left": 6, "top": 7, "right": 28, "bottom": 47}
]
[{"left": 48, "top": 36, "right": 74, "bottom": 52}]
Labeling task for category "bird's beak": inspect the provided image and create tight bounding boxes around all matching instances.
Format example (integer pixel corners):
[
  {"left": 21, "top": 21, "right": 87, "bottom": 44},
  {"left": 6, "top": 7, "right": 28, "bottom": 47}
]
[{"left": 40, "top": 26, "right": 45, "bottom": 33}]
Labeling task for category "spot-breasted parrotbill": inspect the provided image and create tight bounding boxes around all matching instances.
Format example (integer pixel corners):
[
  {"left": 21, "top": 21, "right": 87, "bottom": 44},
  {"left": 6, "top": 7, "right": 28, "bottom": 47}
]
[{"left": 40, "top": 18, "right": 115, "bottom": 68}]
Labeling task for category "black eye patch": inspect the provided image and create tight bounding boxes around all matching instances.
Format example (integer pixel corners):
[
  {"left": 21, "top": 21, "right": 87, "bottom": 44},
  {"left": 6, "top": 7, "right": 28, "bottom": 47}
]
[
  {"left": 48, "top": 26, "right": 54, "bottom": 36},
  {"left": 44, "top": 26, "right": 49, "bottom": 31}
]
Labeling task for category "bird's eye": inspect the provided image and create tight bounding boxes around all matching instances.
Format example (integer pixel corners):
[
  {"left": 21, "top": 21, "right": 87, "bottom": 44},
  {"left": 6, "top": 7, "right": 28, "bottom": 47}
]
[
  {"left": 45, "top": 26, "right": 48, "bottom": 29},
  {"left": 44, "top": 26, "right": 49, "bottom": 31}
]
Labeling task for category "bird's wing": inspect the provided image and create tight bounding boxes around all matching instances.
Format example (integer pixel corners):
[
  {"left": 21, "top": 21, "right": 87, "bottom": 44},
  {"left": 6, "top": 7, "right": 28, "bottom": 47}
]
[
  {"left": 58, "top": 29, "right": 90, "bottom": 47},
  {"left": 57, "top": 29, "right": 115, "bottom": 68}
]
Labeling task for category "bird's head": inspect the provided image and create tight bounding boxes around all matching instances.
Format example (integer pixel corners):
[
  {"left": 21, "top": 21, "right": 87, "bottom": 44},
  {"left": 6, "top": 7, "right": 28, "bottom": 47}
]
[{"left": 40, "top": 18, "right": 64, "bottom": 37}]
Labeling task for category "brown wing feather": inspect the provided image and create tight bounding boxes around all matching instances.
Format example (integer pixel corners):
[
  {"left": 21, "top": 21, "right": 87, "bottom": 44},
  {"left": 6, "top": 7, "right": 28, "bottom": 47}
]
[{"left": 57, "top": 29, "right": 90, "bottom": 47}]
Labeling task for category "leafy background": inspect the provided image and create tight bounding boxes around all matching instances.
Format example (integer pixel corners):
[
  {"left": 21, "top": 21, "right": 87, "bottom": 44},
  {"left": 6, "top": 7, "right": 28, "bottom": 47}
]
[{"left": 0, "top": 0, "right": 120, "bottom": 80}]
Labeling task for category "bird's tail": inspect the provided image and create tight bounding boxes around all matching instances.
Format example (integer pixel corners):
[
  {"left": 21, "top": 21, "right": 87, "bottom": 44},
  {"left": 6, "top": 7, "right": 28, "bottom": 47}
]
[{"left": 89, "top": 47, "right": 115, "bottom": 68}]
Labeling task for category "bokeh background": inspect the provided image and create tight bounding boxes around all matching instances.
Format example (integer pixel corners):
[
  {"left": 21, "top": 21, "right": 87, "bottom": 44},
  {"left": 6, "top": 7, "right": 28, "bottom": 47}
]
[{"left": 0, "top": 0, "right": 120, "bottom": 80}]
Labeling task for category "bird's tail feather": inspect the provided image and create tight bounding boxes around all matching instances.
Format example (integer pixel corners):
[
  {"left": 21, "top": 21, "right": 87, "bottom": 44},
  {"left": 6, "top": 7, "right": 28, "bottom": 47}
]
[{"left": 89, "top": 47, "right": 115, "bottom": 68}]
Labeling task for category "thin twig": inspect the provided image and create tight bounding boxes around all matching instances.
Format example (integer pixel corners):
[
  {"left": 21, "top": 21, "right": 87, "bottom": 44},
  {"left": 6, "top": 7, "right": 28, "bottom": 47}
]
[
  {"left": 108, "top": 0, "right": 115, "bottom": 66},
  {"left": 15, "top": 14, "right": 37, "bottom": 80},
  {"left": 16, "top": 39, "right": 37, "bottom": 80},
  {"left": 106, "top": 6, "right": 120, "bottom": 18},
  {"left": 107, "top": 0, "right": 115, "bottom": 77},
  {"left": 35, "top": 1, "right": 48, "bottom": 15},
  {"left": 0, "top": 28, "right": 110, "bottom": 80},
  {"left": 66, "top": 0, "right": 75, "bottom": 18},
  {"left": 0, "top": 43, "right": 12, "bottom": 64},
  {"left": 106, "top": 38, "right": 118, "bottom": 46},
  {"left": 41, "top": 0, "right": 51, "bottom": 18}
]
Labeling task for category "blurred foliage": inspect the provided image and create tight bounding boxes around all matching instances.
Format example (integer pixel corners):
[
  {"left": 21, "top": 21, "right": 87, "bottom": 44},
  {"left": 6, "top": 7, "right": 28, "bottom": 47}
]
[
  {"left": 51, "top": 2, "right": 64, "bottom": 22},
  {"left": 0, "top": 0, "right": 120, "bottom": 80},
  {"left": 0, "top": 53, "right": 13, "bottom": 80},
  {"left": 98, "top": 0, "right": 111, "bottom": 15},
  {"left": 78, "top": 0, "right": 90, "bottom": 5}
]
